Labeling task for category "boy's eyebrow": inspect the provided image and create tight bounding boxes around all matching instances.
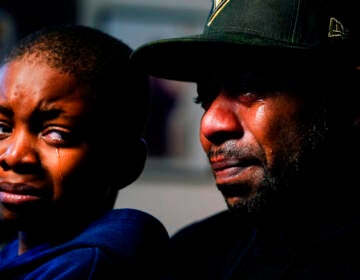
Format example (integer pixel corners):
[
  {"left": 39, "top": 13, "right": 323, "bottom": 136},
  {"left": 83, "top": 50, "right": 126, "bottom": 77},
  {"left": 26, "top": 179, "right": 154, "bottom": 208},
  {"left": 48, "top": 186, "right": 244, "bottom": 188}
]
[
  {"left": 35, "top": 107, "right": 64, "bottom": 120},
  {"left": 35, "top": 107, "right": 87, "bottom": 125},
  {"left": 0, "top": 105, "right": 13, "bottom": 118},
  {"left": 0, "top": 104, "right": 66, "bottom": 119}
]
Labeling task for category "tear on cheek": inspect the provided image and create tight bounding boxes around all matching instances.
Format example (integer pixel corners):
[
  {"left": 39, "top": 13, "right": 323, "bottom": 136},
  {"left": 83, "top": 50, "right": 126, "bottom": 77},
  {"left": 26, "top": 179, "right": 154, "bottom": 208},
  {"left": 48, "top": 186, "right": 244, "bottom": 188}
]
[{"left": 55, "top": 148, "right": 63, "bottom": 180}]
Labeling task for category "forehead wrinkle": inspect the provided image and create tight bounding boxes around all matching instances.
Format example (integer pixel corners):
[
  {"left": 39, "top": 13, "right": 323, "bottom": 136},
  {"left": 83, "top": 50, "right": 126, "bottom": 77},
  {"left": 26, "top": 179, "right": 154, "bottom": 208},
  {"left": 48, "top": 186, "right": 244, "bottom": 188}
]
[{"left": 35, "top": 101, "right": 85, "bottom": 124}]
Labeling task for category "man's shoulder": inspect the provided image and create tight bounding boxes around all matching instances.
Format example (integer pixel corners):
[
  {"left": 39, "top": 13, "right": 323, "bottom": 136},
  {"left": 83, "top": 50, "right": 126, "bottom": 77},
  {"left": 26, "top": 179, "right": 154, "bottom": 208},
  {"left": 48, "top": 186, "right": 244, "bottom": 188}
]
[
  {"left": 170, "top": 209, "right": 252, "bottom": 253},
  {"left": 172, "top": 210, "right": 233, "bottom": 239}
]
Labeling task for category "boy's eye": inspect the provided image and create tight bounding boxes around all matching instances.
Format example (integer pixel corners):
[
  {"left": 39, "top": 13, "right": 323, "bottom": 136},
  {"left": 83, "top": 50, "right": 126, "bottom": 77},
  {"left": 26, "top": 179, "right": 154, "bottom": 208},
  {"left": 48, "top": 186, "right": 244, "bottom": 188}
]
[
  {"left": 41, "top": 128, "right": 76, "bottom": 147},
  {"left": 0, "top": 122, "right": 12, "bottom": 140}
]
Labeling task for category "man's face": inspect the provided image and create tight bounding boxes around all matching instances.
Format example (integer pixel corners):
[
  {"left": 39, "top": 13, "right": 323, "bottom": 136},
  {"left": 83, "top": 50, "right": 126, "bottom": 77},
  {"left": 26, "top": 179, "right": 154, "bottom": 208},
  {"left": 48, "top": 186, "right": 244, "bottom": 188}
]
[{"left": 196, "top": 72, "right": 327, "bottom": 214}]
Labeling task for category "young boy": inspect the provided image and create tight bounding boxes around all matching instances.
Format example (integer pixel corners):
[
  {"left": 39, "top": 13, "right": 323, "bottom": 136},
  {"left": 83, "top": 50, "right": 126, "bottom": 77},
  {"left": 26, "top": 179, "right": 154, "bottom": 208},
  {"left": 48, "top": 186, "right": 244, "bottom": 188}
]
[{"left": 0, "top": 25, "right": 170, "bottom": 279}]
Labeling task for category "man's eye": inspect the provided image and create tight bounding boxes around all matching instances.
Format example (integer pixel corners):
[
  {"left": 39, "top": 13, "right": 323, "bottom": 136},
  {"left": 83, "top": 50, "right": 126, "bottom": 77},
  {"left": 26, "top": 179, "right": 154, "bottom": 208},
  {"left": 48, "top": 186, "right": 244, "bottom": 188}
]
[
  {"left": 193, "top": 94, "right": 215, "bottom": 110},
  {"left": 237, "top": 91, "right": 263, "bottom": 105},
  {"left": 195, "top": 82, "right": 219, "bottom": 109}
]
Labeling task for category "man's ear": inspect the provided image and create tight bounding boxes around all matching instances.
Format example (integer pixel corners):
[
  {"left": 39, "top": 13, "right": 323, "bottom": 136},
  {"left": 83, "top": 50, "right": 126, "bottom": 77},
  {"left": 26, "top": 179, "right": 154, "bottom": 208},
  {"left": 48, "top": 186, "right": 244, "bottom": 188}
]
[{"left": 118, "top": 137, "right": 148, "bottom": 189}]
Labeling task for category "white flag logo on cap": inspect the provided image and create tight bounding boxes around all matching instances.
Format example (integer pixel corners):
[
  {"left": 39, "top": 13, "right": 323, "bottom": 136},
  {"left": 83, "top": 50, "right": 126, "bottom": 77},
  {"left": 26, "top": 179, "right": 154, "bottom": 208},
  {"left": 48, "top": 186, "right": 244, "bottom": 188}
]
[
  {"left": 208, "top": 0, "right": 231, "bottom": 26},
  {"left": 328, "top": 17, "right": 349, "bottom": 39}
]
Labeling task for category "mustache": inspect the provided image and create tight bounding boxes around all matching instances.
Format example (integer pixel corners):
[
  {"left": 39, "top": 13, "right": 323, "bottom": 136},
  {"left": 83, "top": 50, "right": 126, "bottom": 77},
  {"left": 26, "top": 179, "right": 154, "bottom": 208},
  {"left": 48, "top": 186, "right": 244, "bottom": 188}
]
[{"left": 207, "top": 141, "right": 262, "bottom": 161}]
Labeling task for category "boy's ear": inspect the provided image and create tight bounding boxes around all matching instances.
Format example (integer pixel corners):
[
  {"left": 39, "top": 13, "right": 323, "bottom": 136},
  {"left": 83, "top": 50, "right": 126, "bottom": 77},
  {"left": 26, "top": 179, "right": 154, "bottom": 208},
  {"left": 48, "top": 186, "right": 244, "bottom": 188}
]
[{"left": 118, "top": 137, "right": 148, "bottom": 189}]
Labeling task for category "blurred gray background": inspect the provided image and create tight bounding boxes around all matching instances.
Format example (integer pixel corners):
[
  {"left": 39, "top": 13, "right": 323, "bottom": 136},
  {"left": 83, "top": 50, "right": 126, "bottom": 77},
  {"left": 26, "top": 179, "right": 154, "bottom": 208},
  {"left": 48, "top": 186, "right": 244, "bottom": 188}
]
[{"left": 0, "top": 0, "right": 227, "bottom": 236}]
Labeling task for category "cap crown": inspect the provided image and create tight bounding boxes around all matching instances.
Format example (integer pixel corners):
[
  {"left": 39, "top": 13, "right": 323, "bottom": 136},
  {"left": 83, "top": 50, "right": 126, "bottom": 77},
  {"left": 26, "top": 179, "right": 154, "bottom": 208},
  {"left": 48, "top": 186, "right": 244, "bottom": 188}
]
[
  {"left": 130, "top": 0, "right": 359, "bottom": 82},
  {"left": 203, "top": 0, "right": 350, "bottom": 49}
]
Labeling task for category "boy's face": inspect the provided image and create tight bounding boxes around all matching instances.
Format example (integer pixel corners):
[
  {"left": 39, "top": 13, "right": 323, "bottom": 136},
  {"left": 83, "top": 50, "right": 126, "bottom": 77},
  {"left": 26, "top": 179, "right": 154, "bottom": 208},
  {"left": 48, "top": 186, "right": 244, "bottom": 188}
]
[{"left": 0, "top": 57, "right": 104, "bottom": 229}]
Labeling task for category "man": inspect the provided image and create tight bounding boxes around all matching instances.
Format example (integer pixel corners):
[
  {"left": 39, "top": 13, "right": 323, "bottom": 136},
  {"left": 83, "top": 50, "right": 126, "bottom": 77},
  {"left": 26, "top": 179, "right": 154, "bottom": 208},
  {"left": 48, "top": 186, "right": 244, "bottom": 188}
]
[
  {"left": 131, "top": 0, "right": 360, "bottom": 279},
  {"left": 0, "top": 25, "right": 170, "bottom": 279}
]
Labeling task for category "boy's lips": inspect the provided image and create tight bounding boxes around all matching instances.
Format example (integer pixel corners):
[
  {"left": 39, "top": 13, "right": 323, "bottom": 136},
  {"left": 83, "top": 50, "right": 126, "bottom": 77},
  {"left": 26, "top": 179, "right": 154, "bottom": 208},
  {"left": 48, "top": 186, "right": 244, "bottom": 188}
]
[
  {"left": 0, "top": 182, "right": 44, "bottom": 205},
  {"left": 0, "top": 191, "right": 42, "bottom": 205}
]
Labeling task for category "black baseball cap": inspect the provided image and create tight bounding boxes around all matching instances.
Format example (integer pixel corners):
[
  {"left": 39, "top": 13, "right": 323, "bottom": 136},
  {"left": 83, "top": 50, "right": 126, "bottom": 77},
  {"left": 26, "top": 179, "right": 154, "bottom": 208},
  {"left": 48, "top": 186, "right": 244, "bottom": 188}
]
[{"left": 131, "top": 0, "right": 360, "bottom": 82}]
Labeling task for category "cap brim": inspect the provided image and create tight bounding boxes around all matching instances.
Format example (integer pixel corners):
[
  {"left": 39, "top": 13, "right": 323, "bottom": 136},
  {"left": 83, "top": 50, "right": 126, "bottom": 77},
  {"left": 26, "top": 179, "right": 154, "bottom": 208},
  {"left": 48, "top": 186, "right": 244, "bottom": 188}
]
[{"left": 130, "top": 33, "right": 324, "bottom": 82}]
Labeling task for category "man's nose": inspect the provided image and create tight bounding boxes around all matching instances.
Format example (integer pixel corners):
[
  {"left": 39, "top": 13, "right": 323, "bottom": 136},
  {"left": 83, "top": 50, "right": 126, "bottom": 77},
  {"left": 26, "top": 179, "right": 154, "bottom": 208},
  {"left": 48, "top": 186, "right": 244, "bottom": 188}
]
[{"left": 200, "top": 94, "right": 244, "bottom": 145}]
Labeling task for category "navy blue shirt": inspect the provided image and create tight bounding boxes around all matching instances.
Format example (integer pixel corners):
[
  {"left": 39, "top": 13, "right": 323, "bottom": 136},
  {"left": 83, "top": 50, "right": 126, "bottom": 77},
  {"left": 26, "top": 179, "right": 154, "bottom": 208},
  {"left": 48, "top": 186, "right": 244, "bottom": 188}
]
[{"left": 0, "top": 208, "right": 171, "bottom": 279}]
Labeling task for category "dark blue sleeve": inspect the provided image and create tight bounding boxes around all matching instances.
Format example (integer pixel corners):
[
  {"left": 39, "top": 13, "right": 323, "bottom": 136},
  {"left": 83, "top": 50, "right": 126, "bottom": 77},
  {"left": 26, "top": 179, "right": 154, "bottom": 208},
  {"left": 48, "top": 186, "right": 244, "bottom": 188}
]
[{"left": 22, "top": 247, "right": 118, "bottom": 280}]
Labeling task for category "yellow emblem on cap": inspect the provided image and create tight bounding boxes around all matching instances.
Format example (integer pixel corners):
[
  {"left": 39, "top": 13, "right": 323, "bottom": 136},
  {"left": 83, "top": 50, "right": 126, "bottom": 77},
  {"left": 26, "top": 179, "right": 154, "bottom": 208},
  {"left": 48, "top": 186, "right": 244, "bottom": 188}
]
[
  {"left": 207, "top": 0, "right": 231, "bottom": 26},
  {"left": 328, "top": 17, "right": 349, "bottom": 39}
]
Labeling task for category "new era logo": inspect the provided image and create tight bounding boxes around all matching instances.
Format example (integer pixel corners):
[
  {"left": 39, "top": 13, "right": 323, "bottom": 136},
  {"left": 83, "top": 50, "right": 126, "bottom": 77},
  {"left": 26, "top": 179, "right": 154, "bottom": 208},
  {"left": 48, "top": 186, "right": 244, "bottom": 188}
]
[
  {"left": 207, "top": 0, "right": 231, "bottom": 26},
  {"left": 328, "top": 17, "right": 349, "bottom": 39}
]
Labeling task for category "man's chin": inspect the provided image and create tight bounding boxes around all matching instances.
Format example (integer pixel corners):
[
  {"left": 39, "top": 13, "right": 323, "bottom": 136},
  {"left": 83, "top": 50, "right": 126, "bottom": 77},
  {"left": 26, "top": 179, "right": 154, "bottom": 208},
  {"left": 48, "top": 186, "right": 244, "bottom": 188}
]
[
  {"left": 224, "top": 191, "right": 268, "bottom": 216},
  {"left": 225, "top": 196, "right": 245, "bottom": 209}
]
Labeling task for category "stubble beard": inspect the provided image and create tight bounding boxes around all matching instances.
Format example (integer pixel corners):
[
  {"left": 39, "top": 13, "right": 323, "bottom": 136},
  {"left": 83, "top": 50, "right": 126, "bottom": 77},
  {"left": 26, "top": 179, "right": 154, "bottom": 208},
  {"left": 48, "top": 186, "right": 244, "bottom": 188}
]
[{"left": 223, "top": 117, "right": 330, "bottom": 217}]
